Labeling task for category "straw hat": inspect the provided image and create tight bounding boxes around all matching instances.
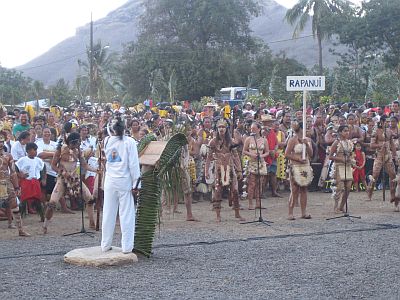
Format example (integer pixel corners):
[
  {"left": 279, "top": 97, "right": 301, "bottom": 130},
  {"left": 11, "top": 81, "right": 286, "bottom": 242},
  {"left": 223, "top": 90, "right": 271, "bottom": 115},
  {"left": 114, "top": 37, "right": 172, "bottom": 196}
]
[{"left": 261, "top": 114, "right": 276, "bottom": 122}]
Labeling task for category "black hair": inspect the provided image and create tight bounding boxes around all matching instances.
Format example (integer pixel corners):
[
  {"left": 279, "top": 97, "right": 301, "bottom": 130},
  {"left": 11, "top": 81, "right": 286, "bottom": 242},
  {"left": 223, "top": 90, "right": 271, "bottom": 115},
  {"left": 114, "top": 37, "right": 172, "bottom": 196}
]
[
  {"left": 63, "top": 122, "right": 73, "bottom": 134},
  {"left": 347, "top": 113, "right": 356, "bottom": 119},
  {"left": 66, "top": 132, "right": 81, "bottom": 145},
  {"left": 338, "top": 125, "right": 349, "bottom": 133},
  {"left": 18, "top": 131, "right": 30, "bottom": 141},
  {"left": 49, "top": 128, "right": 57, "bottom": 142},
  {"left": 26, "top": 142, "right": 38, "bottom": 152},
  {"left": 112, "top": 118, "right": 125, "bottom": 140},
  {"left": 252, "top": 121, "right": 262, "bottom": 134},
  {"left": 216, "top": 123, "right": 233, "bottom": 146},
  {"left": 131, "top": 119, "right": 140, "bottom": 126},
  {"left": 20, "top": 110, "right": 28, "bottom": 115}
]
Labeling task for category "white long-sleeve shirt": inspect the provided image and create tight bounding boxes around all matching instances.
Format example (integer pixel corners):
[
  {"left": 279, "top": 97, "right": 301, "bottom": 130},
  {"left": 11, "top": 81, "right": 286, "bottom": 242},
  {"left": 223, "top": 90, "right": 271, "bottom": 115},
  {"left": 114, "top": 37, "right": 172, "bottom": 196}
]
[{"left": 104, "top": 135, "right": 140, "bottom": 189}]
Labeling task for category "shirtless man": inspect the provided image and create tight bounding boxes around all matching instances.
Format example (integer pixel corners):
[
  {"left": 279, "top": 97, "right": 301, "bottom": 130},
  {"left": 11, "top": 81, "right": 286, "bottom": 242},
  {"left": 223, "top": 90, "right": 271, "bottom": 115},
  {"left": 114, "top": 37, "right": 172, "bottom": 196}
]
[
  {"left": 367, "top": 116, "right": 397, "bottom": 206},
  {"left": 43, "top": 132, "right": 98, "bottom": 233},
  {"left": 0, "top": 133, "right": 30, "bottom": 236}
]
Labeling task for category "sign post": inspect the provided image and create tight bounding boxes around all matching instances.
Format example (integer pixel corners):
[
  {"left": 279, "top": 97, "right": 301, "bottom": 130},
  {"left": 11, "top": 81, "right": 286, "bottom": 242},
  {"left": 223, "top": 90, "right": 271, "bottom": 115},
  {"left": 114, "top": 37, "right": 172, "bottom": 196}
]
[{"left": 286, "top": 76, "right": 326, "bottom": 159}]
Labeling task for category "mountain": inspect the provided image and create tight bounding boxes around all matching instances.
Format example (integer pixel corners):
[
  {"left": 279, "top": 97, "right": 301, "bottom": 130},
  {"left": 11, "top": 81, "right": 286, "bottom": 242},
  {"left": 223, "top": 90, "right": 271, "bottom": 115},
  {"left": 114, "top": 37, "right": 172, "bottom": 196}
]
[{"left": 17, "top": 0, "right": 338, "bottom": 86}]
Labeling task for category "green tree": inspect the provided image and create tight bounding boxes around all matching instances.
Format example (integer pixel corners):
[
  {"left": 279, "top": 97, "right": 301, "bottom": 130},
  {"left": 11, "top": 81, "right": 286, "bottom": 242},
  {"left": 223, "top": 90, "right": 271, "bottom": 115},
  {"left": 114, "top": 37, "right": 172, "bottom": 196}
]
[
  {"left": 285, "top": 0, "right": 352, "bottom": 75},
  {"left": 140, "top": 0, "right": 261, "bottom": 51},
  {"left": 0, "top": 67, "right": 32, "bottom": 106},
  {"left": 49, "top": 79, "right": 73, "bottom": 107},
  {"left": 251, "top": 45, "right": 275, "bottom": 96},
  {"left": 119, "top": 0, "right": 261, "bottom": 101},
  {"left": 362, "top": 0, "right": 400, "bottom": 94},
  {"left": 32, "top": 80, "right": 46, "bottom": 111},
  {"left": 269, "top": 53, "right": 308, "bottom": 102},
  {"left": 78, "top": 41, "right": 118, "bottom": 104}
]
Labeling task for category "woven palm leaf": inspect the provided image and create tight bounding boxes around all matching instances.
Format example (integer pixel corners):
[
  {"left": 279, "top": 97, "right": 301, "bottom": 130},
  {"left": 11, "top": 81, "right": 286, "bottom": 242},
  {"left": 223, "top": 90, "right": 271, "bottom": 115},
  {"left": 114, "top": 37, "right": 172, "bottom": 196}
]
[
  {"left": 134, "top": 170, "right": 160, "bottom": 257},
  {"left": 157, "top": 133, "right": 188, "bottom": 208},
  {"left": 134, "top": 133, "right": 188, "bottom": 257},
  {"left": 137, "top": 133, "right": 157, "bottom": 154}
]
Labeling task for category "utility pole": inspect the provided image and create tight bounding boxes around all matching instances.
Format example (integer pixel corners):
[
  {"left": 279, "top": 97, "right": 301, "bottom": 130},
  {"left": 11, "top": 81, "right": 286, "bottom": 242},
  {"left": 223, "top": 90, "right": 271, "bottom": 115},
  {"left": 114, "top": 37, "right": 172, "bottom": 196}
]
[{"left": 89, "top": 13, "right": 94, "bottom": 105}]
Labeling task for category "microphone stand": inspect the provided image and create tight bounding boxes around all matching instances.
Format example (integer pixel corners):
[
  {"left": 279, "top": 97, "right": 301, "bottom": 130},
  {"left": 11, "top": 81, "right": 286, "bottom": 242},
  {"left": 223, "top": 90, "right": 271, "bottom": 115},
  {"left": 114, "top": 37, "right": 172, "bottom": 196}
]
[
  {"left": 382, "top": 124, "right": 386, "bottom": 202},
  {"left": 95, "top": 134, "right": 103, "bottom": 231},
  {"left": 64, "top": 146, "right": 95, "bottom": 237},
  {"left": 327, "top": 142, "right": 360, "bottom": 222},
  {"left": 241, "top": 133, "right": 273, "bottom": 226}
]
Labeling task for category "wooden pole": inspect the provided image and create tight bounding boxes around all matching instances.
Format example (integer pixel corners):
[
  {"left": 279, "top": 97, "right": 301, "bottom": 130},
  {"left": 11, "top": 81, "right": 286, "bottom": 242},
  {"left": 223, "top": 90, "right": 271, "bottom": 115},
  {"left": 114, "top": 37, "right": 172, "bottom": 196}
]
[{"left": 302, "top": 90, "right": 307, "bottom": 160}]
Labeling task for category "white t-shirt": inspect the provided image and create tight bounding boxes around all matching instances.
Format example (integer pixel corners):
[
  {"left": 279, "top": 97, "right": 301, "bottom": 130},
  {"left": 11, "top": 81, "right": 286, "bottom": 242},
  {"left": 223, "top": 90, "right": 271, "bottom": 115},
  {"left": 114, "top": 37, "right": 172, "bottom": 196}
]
[
  {"left": 11, "top": 141, "right": 26, "bottom": 161},
  {"left": 104, "top": 135, "right": 140, "bottom": 189},
  {"left": 86, "top": 157, "right": 98, "bottom": 179},
  {"left": 16, "top": 156, "right": 44, "bottom": 180},
  {"left": 80, "top": 136, "right": 96, "bottom": 152},
  {"left": 36, "top": 140, "right": 58, "bottom": 177},
  {"left": 5, "top": 140, "right": 15, "bottom": 153}
]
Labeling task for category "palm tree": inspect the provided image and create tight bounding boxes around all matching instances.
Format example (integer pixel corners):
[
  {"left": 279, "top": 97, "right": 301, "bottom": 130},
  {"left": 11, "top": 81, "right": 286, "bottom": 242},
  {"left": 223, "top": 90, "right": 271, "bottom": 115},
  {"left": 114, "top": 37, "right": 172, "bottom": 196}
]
[
  {"left": 77, "top": 41, "right": 118, "bottom": 104},
  {"left": 285, "top": 0, "right": 351, "bottom": 75}
]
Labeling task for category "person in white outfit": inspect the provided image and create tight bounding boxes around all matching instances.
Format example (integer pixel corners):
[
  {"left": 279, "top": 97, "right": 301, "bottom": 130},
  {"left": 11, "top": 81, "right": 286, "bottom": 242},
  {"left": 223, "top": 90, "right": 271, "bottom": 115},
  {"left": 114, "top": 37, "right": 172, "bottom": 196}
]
[{"left": 101, "top": 117, "right": 140, "bottom": 254}]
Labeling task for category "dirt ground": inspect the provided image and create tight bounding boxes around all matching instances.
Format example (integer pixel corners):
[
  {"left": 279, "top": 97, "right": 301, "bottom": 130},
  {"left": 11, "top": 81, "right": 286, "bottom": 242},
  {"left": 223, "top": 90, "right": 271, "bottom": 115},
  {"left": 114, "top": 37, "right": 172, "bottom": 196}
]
[{"left": 0, "top": 188, "right": 398, "bottom": 241}]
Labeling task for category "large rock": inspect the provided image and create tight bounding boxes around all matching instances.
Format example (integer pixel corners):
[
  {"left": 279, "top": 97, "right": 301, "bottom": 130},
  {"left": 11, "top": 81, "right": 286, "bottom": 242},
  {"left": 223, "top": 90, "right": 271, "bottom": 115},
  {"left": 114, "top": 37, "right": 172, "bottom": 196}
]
[{"left": 64, "top": 246, "right": 138, "bottom": 267}]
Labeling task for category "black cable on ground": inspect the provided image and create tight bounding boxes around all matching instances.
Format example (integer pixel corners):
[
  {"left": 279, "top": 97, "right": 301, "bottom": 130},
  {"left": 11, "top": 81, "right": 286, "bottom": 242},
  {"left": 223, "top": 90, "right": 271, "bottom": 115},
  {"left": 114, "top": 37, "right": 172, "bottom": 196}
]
[{"left": 0, "top": 223, "right": 398, "bottom": 260}]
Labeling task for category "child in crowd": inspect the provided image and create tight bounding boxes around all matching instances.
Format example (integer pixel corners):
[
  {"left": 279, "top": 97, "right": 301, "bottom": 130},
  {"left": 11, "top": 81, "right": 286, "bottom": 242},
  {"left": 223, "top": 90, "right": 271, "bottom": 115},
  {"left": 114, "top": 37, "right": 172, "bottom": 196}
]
[
  {"left": 84, "top": 146, "right": 98, "bottom": 194},
  {"left": 352, "top": 141, "right": 367, "bottom": 192},
  {"left": 16, "top": 142, "right": 45, "bottom": 220}
]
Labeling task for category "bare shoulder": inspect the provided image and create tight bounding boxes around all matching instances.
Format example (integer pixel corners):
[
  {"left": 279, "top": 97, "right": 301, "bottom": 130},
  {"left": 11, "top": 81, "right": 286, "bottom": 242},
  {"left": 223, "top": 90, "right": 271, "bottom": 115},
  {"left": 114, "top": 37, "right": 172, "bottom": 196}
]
[
  {"left": 4, "top": 152, "right": 13, "bottom": 161},
  {"left": 208, "top": 138, "right": 217, "bottom": 148}
]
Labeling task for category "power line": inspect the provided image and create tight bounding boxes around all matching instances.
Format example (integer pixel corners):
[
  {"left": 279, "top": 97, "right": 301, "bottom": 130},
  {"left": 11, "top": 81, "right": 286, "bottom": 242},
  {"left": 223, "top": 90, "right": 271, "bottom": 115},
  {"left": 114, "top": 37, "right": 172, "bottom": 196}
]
[
  {"left": 19, "top": 51, "right": 86, "bottom": 71},
  {"left": 17, "top": 34, "right": 315, "bottom": 71}
]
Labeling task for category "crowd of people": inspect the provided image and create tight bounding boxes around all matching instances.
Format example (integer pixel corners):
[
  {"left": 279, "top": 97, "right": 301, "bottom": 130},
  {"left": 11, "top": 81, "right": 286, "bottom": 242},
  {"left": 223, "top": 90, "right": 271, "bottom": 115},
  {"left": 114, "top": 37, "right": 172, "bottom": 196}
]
[{"left": 1, "top": 97, "right": 400, "bottom": 238}]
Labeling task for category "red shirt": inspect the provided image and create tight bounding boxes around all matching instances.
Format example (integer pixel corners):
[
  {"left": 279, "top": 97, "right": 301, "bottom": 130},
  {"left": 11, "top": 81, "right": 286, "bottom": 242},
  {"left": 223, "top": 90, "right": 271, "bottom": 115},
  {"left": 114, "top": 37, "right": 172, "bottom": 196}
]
[{"left": 265, "top": 129, "right": 278, "bottom": 165}]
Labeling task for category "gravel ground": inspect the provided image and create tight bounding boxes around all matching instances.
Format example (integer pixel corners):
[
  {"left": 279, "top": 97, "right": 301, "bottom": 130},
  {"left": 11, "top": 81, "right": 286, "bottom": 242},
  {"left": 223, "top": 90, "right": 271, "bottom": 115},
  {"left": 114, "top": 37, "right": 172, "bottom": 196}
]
[{"left": 1, "top": 191, "right": 400, "bottom": 299}]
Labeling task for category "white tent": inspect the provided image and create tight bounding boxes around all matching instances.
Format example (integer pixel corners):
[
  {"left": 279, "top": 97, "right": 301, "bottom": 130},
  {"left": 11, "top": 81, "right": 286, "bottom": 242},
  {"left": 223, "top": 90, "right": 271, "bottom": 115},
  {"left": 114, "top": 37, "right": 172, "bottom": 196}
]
[{"left": 18, "top": 99, "right": 49, "bottom": 109}]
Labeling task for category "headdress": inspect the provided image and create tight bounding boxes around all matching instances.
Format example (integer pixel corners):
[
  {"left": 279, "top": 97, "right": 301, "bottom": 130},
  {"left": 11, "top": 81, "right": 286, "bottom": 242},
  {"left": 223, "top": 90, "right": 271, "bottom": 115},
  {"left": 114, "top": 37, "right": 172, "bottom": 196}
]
[{"left": 216, "top": 119, "right": 228, "bottom": 127}]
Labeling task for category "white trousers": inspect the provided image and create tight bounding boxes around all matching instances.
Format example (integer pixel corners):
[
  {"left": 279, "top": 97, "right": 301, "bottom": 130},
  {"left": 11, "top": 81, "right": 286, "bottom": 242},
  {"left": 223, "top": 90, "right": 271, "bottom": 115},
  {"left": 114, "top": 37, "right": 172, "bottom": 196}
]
[{"left": 101, "top": 176, "right": 135, "bottom": 253}]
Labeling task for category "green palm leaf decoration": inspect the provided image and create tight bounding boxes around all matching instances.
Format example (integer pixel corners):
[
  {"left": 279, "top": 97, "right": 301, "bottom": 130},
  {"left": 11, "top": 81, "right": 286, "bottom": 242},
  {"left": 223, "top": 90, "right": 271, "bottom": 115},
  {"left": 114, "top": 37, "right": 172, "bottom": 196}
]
[
  {"left": 134, "top": 133, "right": 188, "bottom": 257},
  {"left": 137, "top": 133, "right": 157, "bottom": 154}
]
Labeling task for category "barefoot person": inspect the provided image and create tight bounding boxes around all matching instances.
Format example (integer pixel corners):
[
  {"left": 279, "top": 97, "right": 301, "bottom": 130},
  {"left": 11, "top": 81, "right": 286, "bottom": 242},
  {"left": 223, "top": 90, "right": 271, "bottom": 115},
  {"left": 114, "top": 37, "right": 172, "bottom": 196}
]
[
  {"left": 205, "top": 119, "right": 244, "bottom": 222},
  {"left": 285, "top": 122, "right": 313, "bottom": 220},
  {"left": 329, "top": 125, "right": 355, "bottom": 213},
  {"left": 0, "top": 133, "right": 30, "bottom": 236},
  {"left": 16, "top": 142, "right": 45, "bottom": 221},
  {"left": 367, "top": 116, "right": 397, "bottom": 206},
  {"left": 43, "top": 132, "right": 98, "bottom": 234},
  {"left": 37, "top": 127, "right": 74, "bottom": 214},
  {"left": 101, "top": 117, "right": 140, "bottom": 254},
  {"left": 242, "top": 122, "right": 269, "bottom": 210}
]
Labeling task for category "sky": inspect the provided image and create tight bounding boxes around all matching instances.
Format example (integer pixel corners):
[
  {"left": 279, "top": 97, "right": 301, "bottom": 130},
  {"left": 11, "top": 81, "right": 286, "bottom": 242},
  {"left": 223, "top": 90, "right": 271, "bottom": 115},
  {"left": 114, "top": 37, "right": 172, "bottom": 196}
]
[{"left": 0, "top": 0, "right": 361, "bottom": 69}]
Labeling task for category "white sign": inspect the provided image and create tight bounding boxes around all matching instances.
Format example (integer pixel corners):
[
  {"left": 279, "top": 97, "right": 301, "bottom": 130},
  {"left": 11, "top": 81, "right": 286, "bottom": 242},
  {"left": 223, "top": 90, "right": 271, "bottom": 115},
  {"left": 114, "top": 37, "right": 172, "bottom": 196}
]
[{"left": 286, "top": 76, "right": 325, "bottom": 91}]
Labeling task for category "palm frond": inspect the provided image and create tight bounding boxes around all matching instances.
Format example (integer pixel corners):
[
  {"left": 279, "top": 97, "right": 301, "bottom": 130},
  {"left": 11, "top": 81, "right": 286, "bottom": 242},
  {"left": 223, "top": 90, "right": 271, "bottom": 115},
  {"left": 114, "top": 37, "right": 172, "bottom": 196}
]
[
  {"left": 134, "top": 133, "right": 188, "bottom": 257},
  {"left": 134, "top": 170, "right": 160, "bottom": 257},
  {"left": 137, "top": 133, "right": 157, "bottom": 154}
]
